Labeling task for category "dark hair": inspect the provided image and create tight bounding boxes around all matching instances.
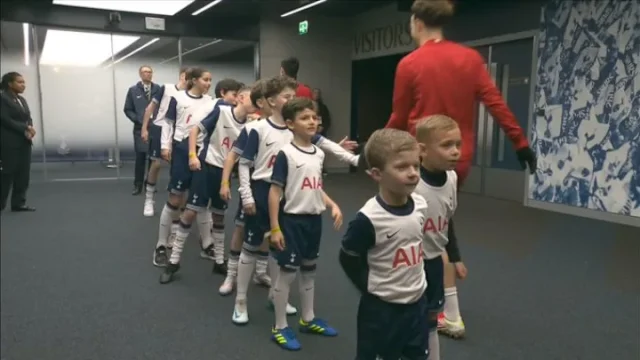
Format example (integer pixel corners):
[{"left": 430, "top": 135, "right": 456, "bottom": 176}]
[
  {"left": 186, "top": 67, "right": 208, "bottom": 90},
  {"left": 250, "top": 79, "right": 268, "bottom": 108},
  {"left": 282, "top": 97, "right": 315, "bottom": 122},
  {"left": 264, "top": 75, "right": 297, "bottom": 99},
  {"left": 280, "top": 57, "right": 300, "bottom": 79},
  {"left": 139, "top": 65, "right": 153, "bottom": 72},
  {"left": 178, "top": 66, "right": 190, "bottom": 75},
  {"left": 411, "top": 0, "right": 455, "bottom": 27},
  {"left": 214, "top": 78, "right": 243, "bottom": 98},
  {"left": 1, "top": 72, "right": 22, "bottom": 90}
]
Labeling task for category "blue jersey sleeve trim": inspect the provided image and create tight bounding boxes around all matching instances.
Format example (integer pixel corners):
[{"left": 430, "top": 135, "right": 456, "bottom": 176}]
[
  {"left": 240, "top": 128, "right": 260, "bottom": 161},
  {"left": 165, "top": 97, "right": 177, "bottom": 121},
  {"left": 270, "top": 151, "right": 288, "bottom": 187}
]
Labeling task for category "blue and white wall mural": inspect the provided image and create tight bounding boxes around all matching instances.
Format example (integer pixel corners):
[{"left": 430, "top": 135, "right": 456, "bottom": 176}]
[{"left": 529, "top": 0, "right": 640, "bottom": 218}]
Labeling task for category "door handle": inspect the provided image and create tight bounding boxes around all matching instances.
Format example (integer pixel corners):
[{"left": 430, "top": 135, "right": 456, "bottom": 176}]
[{"left": 498, "top": 64, "right": 510, "bottom": 162}]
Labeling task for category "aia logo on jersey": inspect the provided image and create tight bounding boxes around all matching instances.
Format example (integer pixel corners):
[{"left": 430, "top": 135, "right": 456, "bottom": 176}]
[
  {"left": 221, "top": 137, "right": 231, "bottom": 149},
  {"left": 185, "top": 114, "right": 193, "bottom": 124},
  {"left": 268, "top": 155, "right": 277, "bottom": 168},
  {"left": 301, "top": 177, "right": 322, "bottom": 190},
  {"left": 423, "top": 216, "right": 449, "bottom": 233},
  {"left": 392, "top": 242, "right": 423, "bottom": 268}
]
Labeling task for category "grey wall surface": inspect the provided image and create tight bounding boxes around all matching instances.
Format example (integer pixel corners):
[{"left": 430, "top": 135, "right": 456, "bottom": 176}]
[{"left": 259, "top": 15, "right": 353, "bottom": 172}]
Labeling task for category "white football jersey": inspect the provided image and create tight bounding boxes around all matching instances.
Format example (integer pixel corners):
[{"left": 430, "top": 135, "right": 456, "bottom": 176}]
[
  {"left": 168, "top": 91, "right": 215, "bottom": 143},
  {"left": 197, "top": 104, "right": 247, "bottom": 167},
  {"left": 414, "top": 170, "right": 458, "bottom": 259},
  {"left": 152, "top": 84, "right": 181, "bottom": 126},
  {"left": 271, "top": 143, "right": 325, "bottom": 215},
  {"left": 344, "top": 193, "right": 428, "bottom": 304},
  {"left": 240, "top": 119, "right": 293, "bottom": 181}
]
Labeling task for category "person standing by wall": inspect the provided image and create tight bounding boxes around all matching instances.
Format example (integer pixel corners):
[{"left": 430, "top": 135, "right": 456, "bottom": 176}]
[
  {"left": 124, "top": 65, "right": 160, "bottom": 195},
  {"left": 280, "top": 57, "right": 313, "bottom": 99},
  {"left": 313, "top": 88, "right": 331, "bottom": 136},
  {"left": 0, "top": 72, "right": 36, "bottom": 212}
]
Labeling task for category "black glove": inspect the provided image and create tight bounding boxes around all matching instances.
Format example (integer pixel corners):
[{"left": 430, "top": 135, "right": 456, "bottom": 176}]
[{"left": 516, "top": 147, "right": 537, "bottom": 174}]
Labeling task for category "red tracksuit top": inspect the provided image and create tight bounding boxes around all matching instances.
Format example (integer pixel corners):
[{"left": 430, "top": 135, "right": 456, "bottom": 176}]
[{"left": 385, "top": 40, "right": 529, "bottom": 167}]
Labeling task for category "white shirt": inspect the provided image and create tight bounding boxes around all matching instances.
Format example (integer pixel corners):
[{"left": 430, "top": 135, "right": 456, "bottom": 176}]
[
  {"left": 342, "top": 194, "right": 428, "bottom": 304},
  {"left": 414, "top": 170, "right": 458, "bottom": 259},
  {"left": 197, "top": 104, "right": 247, "bottom": 167},
  {"left": 271, "top": 143, "right": 326, "bottom": 215},
  {"left": 165, "top": 91, "right": 215, "bottom": 144}
]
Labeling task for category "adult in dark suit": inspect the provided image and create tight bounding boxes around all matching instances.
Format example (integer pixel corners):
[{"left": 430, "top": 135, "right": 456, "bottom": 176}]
[
  {"left": 124, "top": 65, "right": 160, "bottom": 195},
  {"left": 0, "top": 72, "right": 36, "bottom": 212}
]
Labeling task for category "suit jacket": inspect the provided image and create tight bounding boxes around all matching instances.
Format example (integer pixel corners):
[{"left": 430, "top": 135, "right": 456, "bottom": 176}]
[
  {"left": 0, "top": 91, "right": 33, "bottom": 148},
  {"left": 123, "top": 81, "right": 160, "bottom": 130}
]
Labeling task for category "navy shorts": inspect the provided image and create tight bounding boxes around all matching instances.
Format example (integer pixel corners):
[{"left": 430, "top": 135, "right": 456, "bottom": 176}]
[
  {"left": 274, "top": 213, "right": 322, "bottom": 270},
  {"left": 234, "top": 198, "right": 246, "bottom": 226},
  {"left": 356, "top": 293, "right": 429, "bottom": 360},
  {"left": 242, "top": 180, "right": 271, "bottom": 251},
  {"left": 168, "top": 140, "right": 192, "bottom": 194},
  {"left": 186, "top": 163, "right": 227, "bottom": 214},
  {"left": 148, "top": 124, "right": 163, "bottom": 160},
  {"left": 424, "top": 256, "right": 445, "bottom": 322}
]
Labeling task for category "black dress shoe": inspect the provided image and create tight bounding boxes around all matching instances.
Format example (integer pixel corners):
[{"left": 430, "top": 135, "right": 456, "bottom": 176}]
[
  {"left": 132, "top": 185, "right": 142, "bottom": 195},
  {"left": 11, "top": 205, "right": 36, "bottom": 212}
]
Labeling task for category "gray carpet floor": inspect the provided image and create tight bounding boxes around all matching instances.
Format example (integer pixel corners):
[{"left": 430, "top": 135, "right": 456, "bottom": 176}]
[{"left": 1, "top": 174, "right": 639, "bottom": 360}]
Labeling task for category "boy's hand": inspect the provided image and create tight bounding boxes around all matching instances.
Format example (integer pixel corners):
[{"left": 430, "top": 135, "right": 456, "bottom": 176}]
[
  {"left": 219, "top": 183, "right": 231, "bottom": 201},
  {"left": 141, "top": 128, "right": 149, "bottom": 143},
  {"left": 243, "top": 203, "right": 256, "bottom": 216},
  {"left": 331, "top": 205, "right": 343, "bottom": 230},
  {"left": 161, "top": 149, "right": 172, "bottom": 162},
  {"left": 270, "top": 230, "right": 285, "bottom": 251},
  {"left": 454, "top": 262, "right": 467, "bottom": 280},
  {"left": 338, "top": 136, "right": 358, "bottom": 152},
  {"left": 189, "top": 157, "right": 201, "bottom": 171}
]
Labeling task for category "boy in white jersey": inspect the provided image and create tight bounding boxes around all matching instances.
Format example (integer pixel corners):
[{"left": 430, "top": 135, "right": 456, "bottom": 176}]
[
  {"left": 218, "top": 80, "right": 274, "bottom": 294},
  {"left": 140, "top": 67, "right": 190, "bottom": 217},
  {"left": 232, "top": 75, "right": 300, "bottom": 324},
  {"left": 268, "top": 98, "right": 342, "bottom": 351},
  {"left": 414, "top": 116, "right": 466, "bottom": 356},
  {"left": 157, "top": 86, "right": 254, "bottom": 284},
  {"left": 219, "top": 82, "right": 362, "bottom": 296},
  {"left": 152, "top": 68, "right": 215, "bottom": 268},
  {"left": 340, "top": 129, "right": 430, "bottom": 360}
]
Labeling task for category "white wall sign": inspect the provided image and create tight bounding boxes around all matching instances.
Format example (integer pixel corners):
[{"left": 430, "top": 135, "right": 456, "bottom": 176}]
[{"left": 145, "top": 17, "right": 166, "bottom": 31}]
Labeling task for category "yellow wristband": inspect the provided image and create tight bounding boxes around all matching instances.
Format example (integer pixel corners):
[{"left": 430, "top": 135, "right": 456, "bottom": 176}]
[
  {"left": 270, "top": 227, "right": 281, "bottom": 235},
  {"left": 222, "top": 180, "right": 230, "bottom": 186},
  {"left": 188, "top": 151, "right": 197, "bottom": 158}
]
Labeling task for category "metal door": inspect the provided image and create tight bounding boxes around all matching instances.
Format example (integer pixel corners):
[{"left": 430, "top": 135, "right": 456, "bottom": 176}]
[{"left": 461, "top": 36, "right": 536, "bottom": 202}]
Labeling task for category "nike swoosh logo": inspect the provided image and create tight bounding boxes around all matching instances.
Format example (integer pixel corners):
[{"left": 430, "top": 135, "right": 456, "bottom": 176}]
[
  {"left": 266, "top": 142, "right": 275, "bottom": 146},
  {"left": 387, "top": 230, "right": 400, "bottom": 239},
  {"left": 296, "top": 164, "right": 304, "bottom": 168},
  {"left": 224, "top": 126, "right": 232, "bottom": 129},
  {"left": 240, "top": 260, "right": 252, "bottom": 264}
]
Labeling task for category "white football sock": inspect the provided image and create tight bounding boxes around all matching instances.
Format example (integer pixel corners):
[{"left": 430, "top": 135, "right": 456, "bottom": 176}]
[
  {"left": 298, "top": 269, "right": 316, "bottom": 322},
  {"left": 273, "top": 270, "right": 296, "bottom": 329},
  {"left": 196, "top": 211, "right": 213, "bottom": 249},
  {"left": 256, "top": 252, "right": 268, "bottom": 275},
  {"left": 268, "top": 256, "right": 279, "bottom": 300},
  {"left": 145, "top": 183, "right": 156, "bottom": 201},
  {"left": 227, "top": 250, "right": 241, "bottom": 278},
  {"left": 235, "top": 250, "right": 256, "bottom": 301},
  {"left": 157, "top": 203, "right": 179, "bottom": 248},
  {"left": 169, "top": 221, "right": 191, "bottom": 264},
  {"left": 212, "top": 221, "right": 226, "bottom": 264},
  {"left": 444, "top": 287, "right": 461, "bottom": 321}
]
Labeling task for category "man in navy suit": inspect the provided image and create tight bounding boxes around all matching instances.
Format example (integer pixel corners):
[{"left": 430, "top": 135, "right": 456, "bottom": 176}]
[
  {"left": 0, "top": 72, "right": 36, "bottom": 212},
  {"left": 124, "top": 65, "right": 160, "bottom": 195}
]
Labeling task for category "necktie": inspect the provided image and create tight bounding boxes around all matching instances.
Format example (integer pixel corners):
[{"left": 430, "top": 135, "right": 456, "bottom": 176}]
[
  {"left": 15, "top": 98, "right": 24, "bottom": 110},
  {"left": 144, "top": 86, "right": 151, "bottom": 101}
]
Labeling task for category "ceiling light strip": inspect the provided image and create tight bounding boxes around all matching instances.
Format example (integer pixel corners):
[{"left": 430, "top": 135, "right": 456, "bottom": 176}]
[
  {"left": 159, "top": 39, "right": 222, "bottom": 64},
  {"left": 107, "top": 38, "right": 160, "bottom": 67},
  {"left": 23, "top": 23, "right": 30, "bottom": 66},
  {"left": 280, "top": 0, "right": 327, "bottom": 18},
  {"left": 192, "top": 0, "right": 223, "bottom": 15}
]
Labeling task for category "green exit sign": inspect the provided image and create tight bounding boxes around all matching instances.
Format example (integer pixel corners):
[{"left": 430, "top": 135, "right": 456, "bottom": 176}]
[{"left": 299, "top": 20, "right": 308, "bottom": 35}]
